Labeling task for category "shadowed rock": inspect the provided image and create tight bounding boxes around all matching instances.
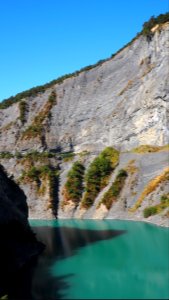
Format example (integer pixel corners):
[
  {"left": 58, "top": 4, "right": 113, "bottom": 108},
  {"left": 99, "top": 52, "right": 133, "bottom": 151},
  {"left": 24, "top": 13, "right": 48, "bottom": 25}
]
[{"left": 0, "top": 165, "right": 44, "bottom": 299}]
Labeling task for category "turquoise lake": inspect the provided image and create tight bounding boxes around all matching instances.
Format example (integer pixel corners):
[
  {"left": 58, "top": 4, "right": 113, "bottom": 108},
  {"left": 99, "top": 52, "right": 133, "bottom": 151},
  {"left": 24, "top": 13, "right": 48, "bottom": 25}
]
[{"left": 29, "top": 220, "right": 169, "bottom": 299}]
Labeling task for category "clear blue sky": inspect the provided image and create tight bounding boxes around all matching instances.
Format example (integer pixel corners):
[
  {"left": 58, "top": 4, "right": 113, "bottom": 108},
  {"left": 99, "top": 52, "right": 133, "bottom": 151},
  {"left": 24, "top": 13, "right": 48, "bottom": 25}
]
[{"left": 0, "top": 0, "right": 168, "bottom": 101}]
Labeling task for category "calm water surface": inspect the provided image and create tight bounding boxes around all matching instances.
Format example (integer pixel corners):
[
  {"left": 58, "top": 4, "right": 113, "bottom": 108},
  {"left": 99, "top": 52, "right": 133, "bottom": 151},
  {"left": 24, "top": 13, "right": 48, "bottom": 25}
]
[{"left": 29, "top": 220, "right": 169, "bottom": 299}]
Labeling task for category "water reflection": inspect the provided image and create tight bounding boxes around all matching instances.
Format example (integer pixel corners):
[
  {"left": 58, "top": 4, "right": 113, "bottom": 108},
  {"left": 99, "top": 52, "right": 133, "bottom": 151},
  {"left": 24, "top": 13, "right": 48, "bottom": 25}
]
[
  {"left": 31, "top": 223, "right": 126, "bottom": 299},
  {"left": 33, "top": 224, "right": 126, "bottom": 259}
]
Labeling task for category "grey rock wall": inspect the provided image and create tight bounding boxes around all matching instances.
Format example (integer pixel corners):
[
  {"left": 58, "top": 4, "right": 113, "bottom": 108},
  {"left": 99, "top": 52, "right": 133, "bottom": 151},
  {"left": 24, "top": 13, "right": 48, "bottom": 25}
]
[{"left": 0, "top": 23, "right": 169, "bottom": 153}]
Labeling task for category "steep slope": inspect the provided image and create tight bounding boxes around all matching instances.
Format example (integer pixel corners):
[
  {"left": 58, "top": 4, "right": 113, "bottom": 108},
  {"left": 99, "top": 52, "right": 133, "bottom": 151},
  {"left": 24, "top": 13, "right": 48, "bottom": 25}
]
[
  {"left": 60, "top": 147, "right": 169, "bottom": 226},
  {"left": 0, "top": 22, "right": 168, "bottom": 153},
  {"left": 0, "top": 17, "right": 168, "bottom": 225}
]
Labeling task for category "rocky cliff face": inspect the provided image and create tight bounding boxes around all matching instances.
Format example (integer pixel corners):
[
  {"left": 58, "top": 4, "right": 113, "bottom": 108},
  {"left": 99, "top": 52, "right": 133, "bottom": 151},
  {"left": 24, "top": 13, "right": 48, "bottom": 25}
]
[
  {"left": 0, "top": 23, "right": 169, "bottom": 153},
  {"left": 0, "top": 165, "right": 44, "bottom": 298},
  {"left": 0, "top": 22, "right": 168, "bottom": 226}
]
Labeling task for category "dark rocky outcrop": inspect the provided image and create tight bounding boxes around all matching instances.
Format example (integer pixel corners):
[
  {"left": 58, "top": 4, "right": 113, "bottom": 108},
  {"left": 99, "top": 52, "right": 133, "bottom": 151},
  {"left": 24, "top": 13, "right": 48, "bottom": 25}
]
[{"left": 0, "top": 165, "right": 44, "bottom": 299}]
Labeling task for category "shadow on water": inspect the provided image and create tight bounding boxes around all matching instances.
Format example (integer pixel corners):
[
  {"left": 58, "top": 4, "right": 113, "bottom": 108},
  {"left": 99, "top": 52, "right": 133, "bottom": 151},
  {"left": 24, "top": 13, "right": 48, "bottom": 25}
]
[
  {"left": 4, "top": 223, "right": 126, "bottom": 300},
  {"left": 29, "top": 224, "right": 127, "bottom": 300},
  {"left": 33, "top": 225, "right": 126, "bottom": 260}
]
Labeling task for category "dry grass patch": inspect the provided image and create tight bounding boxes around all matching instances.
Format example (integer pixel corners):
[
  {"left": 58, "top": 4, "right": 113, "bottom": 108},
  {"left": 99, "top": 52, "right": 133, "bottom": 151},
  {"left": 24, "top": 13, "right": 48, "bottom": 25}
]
[
  {"left": 131, "top": 144, "right": 169, "bottom": 153},
  {"left": 141, "top": 63, "right": 156, "bottom": 78},
  {"left": 129, "top": 167, "right": 169, "bottom": 212},
  {"left": 0, "top": 121, "right": 14, "bottom": 133},
  {"left": 126, "top": 159, "right": 138, "bottom": 174},
  {"left": 118, "top": 80, "right": 133, "bottom": 96}
]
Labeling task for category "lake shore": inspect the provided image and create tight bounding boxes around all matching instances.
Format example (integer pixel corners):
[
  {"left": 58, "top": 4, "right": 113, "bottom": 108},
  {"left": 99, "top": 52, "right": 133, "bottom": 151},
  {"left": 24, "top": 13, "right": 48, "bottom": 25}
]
[
  {"left": 106, "top": 216, "right": 169, "bottom": 228},
  {"left": 29, "top": 216, "right": 169, "bottom": 228}
]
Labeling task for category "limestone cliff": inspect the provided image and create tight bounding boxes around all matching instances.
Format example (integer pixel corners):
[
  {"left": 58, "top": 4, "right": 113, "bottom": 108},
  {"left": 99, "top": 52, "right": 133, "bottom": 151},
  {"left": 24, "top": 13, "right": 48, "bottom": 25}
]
[
  {"left": 0, "top": 22, "right": 169, "bottom": 153},
  {"left": 0, "top": 18, "right": 168, "bottom": 225}
]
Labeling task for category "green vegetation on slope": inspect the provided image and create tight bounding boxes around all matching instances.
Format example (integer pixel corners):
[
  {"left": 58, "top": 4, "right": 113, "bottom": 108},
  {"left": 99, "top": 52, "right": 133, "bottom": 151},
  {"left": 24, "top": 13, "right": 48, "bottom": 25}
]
[
  {"left": 0, "top": 150, "right": 56, "bottom": 161},
  {"left": 19, "top": 164, "right": 59, "bottom": 210},
  {"left": 0, "top": 150, "right": 76, "bottom": 163},
  {"left": 0, "top": 152, "right": 14, "bottom": 159},
  {"left": 142, "top": 13, "right": 169, "bottom": 36},
  {"left": 143, "top": 193, "right": 169, "bottom": 218},
  {"left": 81, "top": 147, "right": 119, "bottom": 209},
  {"left": 60, "top": 151, "right": 75, "bottom": 162},
  {"left": 63, "top": 162, "right": 85, "bottom": 206},
  {"left": 21, "top": 150, "right": 55, "bottom": 160},
  {"left": 19, "top": 100, "right": 28, "bottom": 124},
  {"left": 99, "top": 169, "right": 128, "bottom": 210},
  {"left": 0, "top": 13, "right": 168, "bottom": 110},
  {"left": 22, "top": 90, "right": 57, "bottom": 139},
  {"left": 19, "top": 165, "right": 56, "bottom": 184}
]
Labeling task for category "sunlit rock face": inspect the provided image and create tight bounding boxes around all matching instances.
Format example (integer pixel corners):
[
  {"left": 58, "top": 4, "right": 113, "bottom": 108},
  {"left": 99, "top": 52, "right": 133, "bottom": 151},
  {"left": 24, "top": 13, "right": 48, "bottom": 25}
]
[
  {"left": 0, "top": 23, "right": 168, "bottom": 153},
  {"left": 0, "top": 23, "right": 168, "bottom": 223}
]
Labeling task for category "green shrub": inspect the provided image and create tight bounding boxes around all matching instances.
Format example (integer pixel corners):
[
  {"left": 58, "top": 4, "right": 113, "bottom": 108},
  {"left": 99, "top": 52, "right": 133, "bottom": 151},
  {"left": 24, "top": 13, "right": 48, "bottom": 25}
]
[
  {"left": 21, "top": 150, "right": 55, "bottom": 161},
  {"left": 48, "top": 90, "right": 57, "bottom": 105},
  {"left": 15, "top": 151, "right": 23, "bottom": 159},
  {"left": 64, "top": 162, "right": 85, "bottom": 205},
  {"left": 26, "top": 166, "right": 40, "bottom": 182},
  {"left": 142, "top": 13, "right": 169, "bottom": 37},
  {"left": 22, "top": 124, "right": 42, "bottom": 139},
  {"left": 60, "top": 152, "right": 75, "bottom": 162},
  {"left": 116, "top": 169, "right": 128, "bottom": 178},
  {"left": 81, "top": 147, "right": 119, "bottom": 209},
  {"left": 100, "top": 169, "right": 128, "bottom": 210},
  {"left": 19, "top": 164, "right": 59, "bottom": 200},
  {"left": 19, "top": 100, "right": 27, "bottom": 124},
  {"left": 20, "top": 165, "right": 53, "bottom": 182},
  {"left": 160, "top": 194, "right": 169, "bottom": 204},
  {"left": 143, "top": 206, "right": 158, "bottom": 218},
  {"left": 143, "top": 193, "right": 169, "bottom": 218},
  {"left": 0, "top": 152, "right": 14, "bottom": 159}
]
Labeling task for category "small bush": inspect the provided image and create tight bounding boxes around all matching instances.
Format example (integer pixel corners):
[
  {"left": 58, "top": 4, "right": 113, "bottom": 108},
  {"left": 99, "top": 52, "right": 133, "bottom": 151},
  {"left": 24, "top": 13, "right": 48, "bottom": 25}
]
[
  {"left": 48, "top": 90, "right": 57, "bottom": 105},
  {"left": 117, "top": 169, "right": 128, "bottom": 178},
  {"left": 144, "top": 206, "right": 158, "bottom": 218},
  {"left": 19, "top": 100, "right": 28, "bottom": 124},
  {"left": 60, "top": 152, "right": 75, "bottom": 162},
  {"left": 21, "top": 150, "right": 55, "bottom": 162},
  {"left": 143, "top": 193, "right": 169, "bottom": 218},
  {"left": 0, "top": 152, "right": 14, "bottom": 159},
  {"left": 161, "top": 194, "right": 169, "bottom": 204},
  {"left": 15, "top": 151, "right": 23, "bottom": 159}
]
